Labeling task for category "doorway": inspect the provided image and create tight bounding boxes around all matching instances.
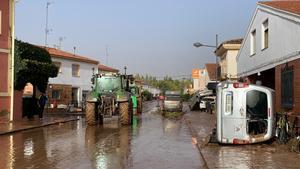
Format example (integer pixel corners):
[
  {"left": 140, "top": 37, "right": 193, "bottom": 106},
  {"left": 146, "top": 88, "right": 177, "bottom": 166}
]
[{"left": 72, "top": 88, "right": 79, "bottom": 107}]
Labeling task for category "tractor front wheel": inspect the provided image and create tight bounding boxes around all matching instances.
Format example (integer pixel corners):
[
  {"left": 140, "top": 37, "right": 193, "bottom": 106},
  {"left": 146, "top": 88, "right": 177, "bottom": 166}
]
[
  {"left": 119, "top": 102, "right": 129, "bottom": 125},
  {"left": 86, "top": 101, "right": 96, "bottom": 126}
]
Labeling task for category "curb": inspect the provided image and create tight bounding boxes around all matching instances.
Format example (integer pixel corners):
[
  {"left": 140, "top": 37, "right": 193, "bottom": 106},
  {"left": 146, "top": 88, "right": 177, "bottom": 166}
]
[
  {"left": 183, "top": 116, "right": 209, "bottom": 169},
  {"left": 0, "top": 118, "right": 79, "bottom": 136}
]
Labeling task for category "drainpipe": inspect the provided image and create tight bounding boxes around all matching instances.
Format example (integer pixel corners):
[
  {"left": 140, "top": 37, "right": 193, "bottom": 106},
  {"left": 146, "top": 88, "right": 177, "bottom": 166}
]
[{"left": 9, "top": 0, "right": 15, "bottom": 121}]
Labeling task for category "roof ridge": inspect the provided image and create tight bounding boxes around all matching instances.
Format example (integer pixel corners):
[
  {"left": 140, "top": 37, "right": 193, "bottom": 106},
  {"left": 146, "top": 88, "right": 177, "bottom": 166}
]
[
  {"left": 258, "top": 1, "right": 300, "bottom": 16},
  {"left": 45, "top": 47, "right": 99, "bottom": 64}
]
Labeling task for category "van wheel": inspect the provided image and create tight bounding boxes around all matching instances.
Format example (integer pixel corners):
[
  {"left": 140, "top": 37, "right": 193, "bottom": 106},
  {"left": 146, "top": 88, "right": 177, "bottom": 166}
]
[
  {"left": 86, "top": 102, "right": 96, "bottom": 126},
  {"left": 119, "top": 102, "right": 129, "bottom": 125}
]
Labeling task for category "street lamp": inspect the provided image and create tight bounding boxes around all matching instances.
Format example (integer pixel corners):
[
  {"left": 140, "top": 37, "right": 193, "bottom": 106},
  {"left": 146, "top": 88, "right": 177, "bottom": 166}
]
[{"left": 193, "top": 34, "right": 219, "bottom": 81}]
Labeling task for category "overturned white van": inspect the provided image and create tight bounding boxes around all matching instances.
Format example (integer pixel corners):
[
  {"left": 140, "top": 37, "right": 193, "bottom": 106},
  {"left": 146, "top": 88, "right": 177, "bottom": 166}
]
[{"left": 216, "top": 82, "right": 275, "bottom": 144}]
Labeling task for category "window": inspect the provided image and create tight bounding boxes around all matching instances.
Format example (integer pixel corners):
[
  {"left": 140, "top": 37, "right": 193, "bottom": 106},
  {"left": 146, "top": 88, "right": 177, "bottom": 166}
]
[
  {"left": 72, "top": 64, "right": 80, "bottom": 77},
  {"left": 52, "top": 90, "right": 61, "bottom": 100},
  {"left": 224, "top": 91, "right": 233, "bottom": 115},
  {"left": 82, "top": 90, "right": 89, "bottom": 101},
  {"left": 250, "top": 29, "right": 256, "bottom": 55},
  {"left": 53, "top": 61, "right": 62, "bottom": 73},
  {"left": 246, "top": 90, "right": 268, "bottom": 119},
  {"left": 281, "top": 64, "right": 294, "bottom": 108},
  {"left": 262, "top": 19, "right": 269, "bottom": 49}
]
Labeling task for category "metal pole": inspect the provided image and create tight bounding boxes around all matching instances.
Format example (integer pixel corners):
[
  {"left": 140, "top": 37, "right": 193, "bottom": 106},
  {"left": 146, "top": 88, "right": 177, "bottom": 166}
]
[
  {"left": 10, "top": 0, "right": 15, "bottom": 121},
  {"left": 45, "top": 3, "right": 49, "bottom": 46},
  {"left": 215, "top": 34, "right": 218, "bottom": 82},
  {"left": 45, "top": 2, "right": 53, "bottom": 47}
]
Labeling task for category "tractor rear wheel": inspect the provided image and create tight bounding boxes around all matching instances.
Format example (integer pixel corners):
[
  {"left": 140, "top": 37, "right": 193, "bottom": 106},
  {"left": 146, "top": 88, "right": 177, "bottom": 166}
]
[
  {"left": 86, "top": 101, "right": 96, "bottom": 126},
  {"left": 119, "top": 102, "right": 129, "bottom": 125}
]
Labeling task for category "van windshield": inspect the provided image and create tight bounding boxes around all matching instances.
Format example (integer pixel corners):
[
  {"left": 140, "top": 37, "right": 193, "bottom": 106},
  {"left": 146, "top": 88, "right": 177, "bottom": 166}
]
[{"left": 246, "top": 90, "right": 268, "bottom": 119}]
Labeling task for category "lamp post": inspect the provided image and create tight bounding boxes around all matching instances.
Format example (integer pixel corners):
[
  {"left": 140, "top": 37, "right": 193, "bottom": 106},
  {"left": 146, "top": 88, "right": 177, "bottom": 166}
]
[{"left": 193, "top": 34, "right": 219, "bottom": 81}]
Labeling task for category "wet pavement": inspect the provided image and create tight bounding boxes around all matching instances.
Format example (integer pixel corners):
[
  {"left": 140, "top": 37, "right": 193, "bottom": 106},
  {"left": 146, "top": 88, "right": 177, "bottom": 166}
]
[
  {"left": 0, "top": 115, "right": 79, "bottom": 135},
  {"left": 184, "top": 108, "right": 300, "bottom": 169},
  {"left": 2, "top": 101, "right": 300, "bottom": 169},
  {"left": 0, "top": 101, "right": 205, "bottom": 169}
]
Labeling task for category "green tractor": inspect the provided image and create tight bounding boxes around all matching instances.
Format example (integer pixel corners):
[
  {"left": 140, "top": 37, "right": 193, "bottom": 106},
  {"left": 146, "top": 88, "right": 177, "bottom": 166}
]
[{"left": 85, "top": 73, "right": 141, "bottom": 126}]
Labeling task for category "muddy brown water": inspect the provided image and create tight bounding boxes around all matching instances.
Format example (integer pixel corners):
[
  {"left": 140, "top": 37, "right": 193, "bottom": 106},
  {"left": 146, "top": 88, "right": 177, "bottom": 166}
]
[{"left": 0, "top": 101, "right": 205, "bottom": 169}]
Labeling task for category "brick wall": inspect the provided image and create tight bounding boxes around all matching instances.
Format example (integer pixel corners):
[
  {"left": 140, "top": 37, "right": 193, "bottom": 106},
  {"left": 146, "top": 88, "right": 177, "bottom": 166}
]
[
  {"left": 0, "top": 0, "right": 11, "bottom": 121},
  {"left": 275, "top": 59, "right": 300, "bottom": 115},
  {"left": 47, "top": 84, "right": 72, "bottom": 106},
  {"left": 0, "top": 0, "right": 10, "bottom": 49}
]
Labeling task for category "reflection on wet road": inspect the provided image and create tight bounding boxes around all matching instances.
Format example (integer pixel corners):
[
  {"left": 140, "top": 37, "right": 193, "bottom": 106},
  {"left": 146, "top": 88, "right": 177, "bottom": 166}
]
[{"left": 0, "top": 101, "right": 204, "bottom": 169}]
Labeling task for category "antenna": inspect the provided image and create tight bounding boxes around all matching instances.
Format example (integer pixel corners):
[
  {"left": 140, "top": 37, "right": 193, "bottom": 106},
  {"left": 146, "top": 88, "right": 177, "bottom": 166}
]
[
  {"left": 73, "top": 46, "right": 76, "bottom": 55},
  {"left": 58, "top": 36, "right": 66, "bottom": 49},
  {"left": 45, "top": 1, "right": 54, "bottom": 47}
]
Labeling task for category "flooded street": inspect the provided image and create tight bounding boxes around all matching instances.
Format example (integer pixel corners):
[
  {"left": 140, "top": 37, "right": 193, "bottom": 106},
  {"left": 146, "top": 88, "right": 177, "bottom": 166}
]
[
  {"left": 1, "top": 101, "right": 300, "bottom": 169},
  {"left": 0, "top": 101, "right": 205, "bottom": 169},
  {"left": 185, "top": 109, "right": 300, "bottom": 169}
]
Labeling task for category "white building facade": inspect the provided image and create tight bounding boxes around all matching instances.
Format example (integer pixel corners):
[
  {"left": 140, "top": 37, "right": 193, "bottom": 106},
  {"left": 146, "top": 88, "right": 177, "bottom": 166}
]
[
  {"left": 46, "top": 47, "right": 99, "bottom": 107},
  {"left": 237, "top": 1, "right": 300, "bottom": 116}
]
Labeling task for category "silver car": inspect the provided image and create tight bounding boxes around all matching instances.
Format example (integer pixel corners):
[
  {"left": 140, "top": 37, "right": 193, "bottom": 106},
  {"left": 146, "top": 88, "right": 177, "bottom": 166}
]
[{"left": 163, "top": 91, "right": 183, "bottom": 112}]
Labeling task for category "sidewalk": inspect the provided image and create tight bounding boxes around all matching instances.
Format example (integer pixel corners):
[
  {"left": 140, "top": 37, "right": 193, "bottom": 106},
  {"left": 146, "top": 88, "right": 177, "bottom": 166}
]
[
  {"left": 184, "top": 109, "right": 300, "bottom": 169},
  {"left": 0, "top": 114, "right": 79, "bottom": 135},
  {"left": 184, "top": 110, "right": 215, "bottom": 147}
]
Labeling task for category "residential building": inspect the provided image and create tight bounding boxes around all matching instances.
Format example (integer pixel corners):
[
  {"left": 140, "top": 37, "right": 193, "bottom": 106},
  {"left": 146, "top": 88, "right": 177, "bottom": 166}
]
[
  {"left": 192, "top": 68, "right": 201, "bottom": 91},
  {"left": 46, "top": 47, "right": 99, "bottom": 107},
  {"left": 237, "top": 1, "right": 300, "bottom": 116},
  {"left": 0, "top": 0, "right": 14, "bottom": 121},
  {"left": 142, "top": 84, "right": 160, "bottom": 96},
  {"left": 98, "top": 64, "right": 119, "bottom": 74},
  {"left": 215, "top": 38, "right": 243, "bottom": 81},
  {"left": 192, "top": 64, "right": 217, "bottom": 91},
  {"left": 203, "top": 63, "right": 217, "bottom": 88}
]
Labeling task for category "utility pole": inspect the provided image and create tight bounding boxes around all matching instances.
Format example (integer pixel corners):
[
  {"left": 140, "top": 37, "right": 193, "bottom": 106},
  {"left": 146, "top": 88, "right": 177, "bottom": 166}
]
[
  {"left": 215, "top": 34, "right": 219, "bottom": 81},
  {"left": 45, "top": 1, "right": 53, "bottom": 47}
]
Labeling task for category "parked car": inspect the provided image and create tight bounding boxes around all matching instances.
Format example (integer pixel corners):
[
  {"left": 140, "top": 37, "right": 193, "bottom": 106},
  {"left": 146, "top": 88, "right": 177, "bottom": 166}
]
[
  {"left": 215, "top": 82, "right": 274, "bottom": 144},
  {"left": 189, "top": 89, "right": 214, "bottom": 110},
  {"left": 163, "top": 91, "right": 183, "bottom": 112},
  {"left": 199, "top": 96, "right": 215, "bottom": 111}
]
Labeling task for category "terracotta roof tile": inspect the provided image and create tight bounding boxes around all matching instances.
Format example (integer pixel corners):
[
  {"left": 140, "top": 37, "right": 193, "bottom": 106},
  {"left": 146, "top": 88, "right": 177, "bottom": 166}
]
[
  {"left": 45, "top": 47, "right": 99, "bottom": 64},
  {"left": 258, "top": 1, "right": 300, "bottom": 15},
  {"left": 205, "top": 63, "right": 217, "bottom": 81},
  {"left": 98, "top": 64, "right": 119, "bottom": 73}
]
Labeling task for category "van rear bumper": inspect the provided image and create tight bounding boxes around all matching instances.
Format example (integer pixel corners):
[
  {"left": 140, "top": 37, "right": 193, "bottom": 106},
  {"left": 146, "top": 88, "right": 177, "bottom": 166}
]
[{"left": 218, "top": 133, "right": 273, "bottom": 144}]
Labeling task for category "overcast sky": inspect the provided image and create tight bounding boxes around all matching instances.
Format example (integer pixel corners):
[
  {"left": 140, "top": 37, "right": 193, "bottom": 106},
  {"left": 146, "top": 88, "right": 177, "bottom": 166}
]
[{"left": 15, "top": 0, "right": 260, "bottom": 79}]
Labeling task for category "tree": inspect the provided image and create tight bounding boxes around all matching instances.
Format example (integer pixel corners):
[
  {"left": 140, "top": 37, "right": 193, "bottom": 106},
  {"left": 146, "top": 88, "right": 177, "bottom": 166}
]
[{"left": 14, "top": 40, "right": 58, "bottom": 93}]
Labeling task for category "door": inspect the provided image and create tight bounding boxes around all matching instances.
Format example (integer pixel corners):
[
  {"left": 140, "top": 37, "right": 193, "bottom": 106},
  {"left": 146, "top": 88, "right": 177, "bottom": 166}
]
[{"left": 72, "top": 88, "right": 79, "bottom": 107}]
